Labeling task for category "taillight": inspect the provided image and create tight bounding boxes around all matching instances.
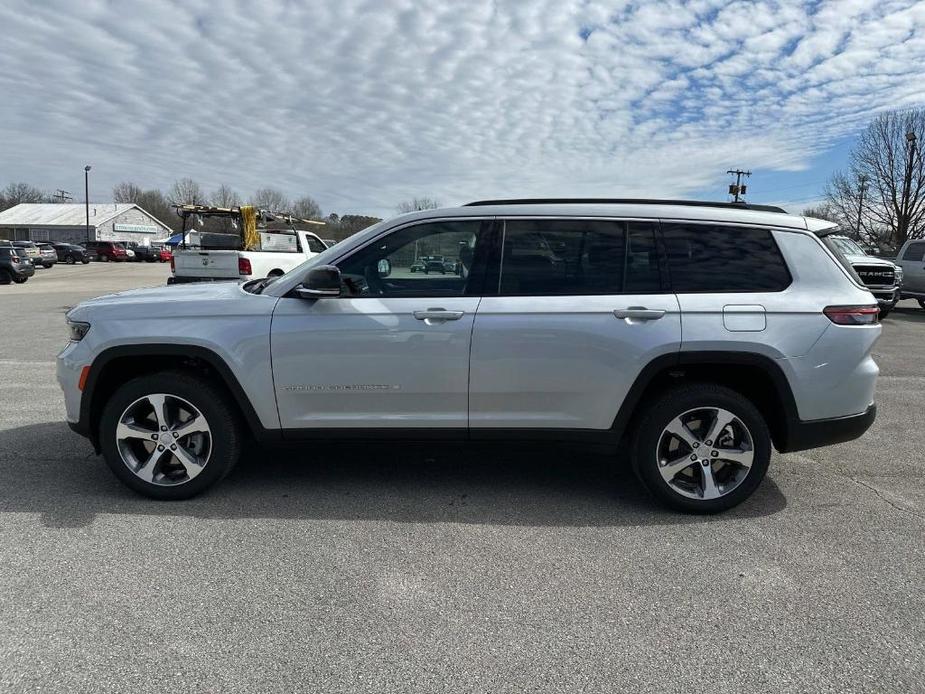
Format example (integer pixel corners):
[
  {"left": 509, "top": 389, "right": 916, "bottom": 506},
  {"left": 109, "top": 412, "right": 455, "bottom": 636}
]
[
  {"left": 238, "top": 257, "right": 252, "bottom": 275},
  {"left": 823, "top": 305, "right": 879, "bottom": 325}
]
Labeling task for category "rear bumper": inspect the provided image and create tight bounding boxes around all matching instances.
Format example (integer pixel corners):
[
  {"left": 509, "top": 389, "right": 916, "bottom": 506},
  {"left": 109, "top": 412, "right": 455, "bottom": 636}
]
[{"left": 780, "top": 404, "right": 877, "bottom": 453}]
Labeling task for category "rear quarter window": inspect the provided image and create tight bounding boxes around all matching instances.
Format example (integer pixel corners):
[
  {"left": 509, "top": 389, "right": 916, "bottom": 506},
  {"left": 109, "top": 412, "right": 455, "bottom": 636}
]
[{"left": 661, "top": 223, "right": 791, "bottom": 292}]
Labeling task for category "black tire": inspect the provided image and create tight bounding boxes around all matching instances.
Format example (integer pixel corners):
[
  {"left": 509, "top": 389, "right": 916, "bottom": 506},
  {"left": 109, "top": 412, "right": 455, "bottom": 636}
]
[
  {"left": 13, "top": 276, "right": 27, "bottom": 284},
  {"left": 0, "top": 269, "right": 11, "bottom": 285},
  {"left": 878, "top": 308, "right": 891, "bottom": 320},
  {"left": 101, "top": 254, "right": 109, "bottom": 262},
  {"left": 66, "top": 255, "right": 75, "bottom": 265},
  {"left": 82, "top": 259, "right": 90, "bottom": 264},
  {"left": 99, "top": 371, "right": 242, "bottom": 500},
  {"left": 631, "top": 383, "right": 772, "bottom": 513},
  {"left": 919, "top": 299, "right": 925, "bottom": 311}
]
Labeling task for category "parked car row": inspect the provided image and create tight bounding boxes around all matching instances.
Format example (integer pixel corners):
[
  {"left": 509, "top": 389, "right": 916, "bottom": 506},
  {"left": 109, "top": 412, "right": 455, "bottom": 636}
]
[{"left": 0, "top": 239, "right": 172, "bottom": 284}]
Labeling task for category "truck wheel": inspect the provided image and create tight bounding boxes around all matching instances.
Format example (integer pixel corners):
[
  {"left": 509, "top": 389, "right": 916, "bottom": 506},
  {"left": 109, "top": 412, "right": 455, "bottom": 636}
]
[
  {"left": 99, "top": 371, "right": 242, "bottom": 500},
  {"left": 630, "top": 383, "right": 771, "bottom": 513}
]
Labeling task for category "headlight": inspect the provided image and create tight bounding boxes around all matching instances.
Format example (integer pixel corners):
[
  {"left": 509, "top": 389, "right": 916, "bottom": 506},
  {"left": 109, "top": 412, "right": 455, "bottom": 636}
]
[
  {"left": 895, "top": 266, "right": 903, "bottom": 281},
  {"left": 67, "top": 321, "right": 90, "bottom": 342}
]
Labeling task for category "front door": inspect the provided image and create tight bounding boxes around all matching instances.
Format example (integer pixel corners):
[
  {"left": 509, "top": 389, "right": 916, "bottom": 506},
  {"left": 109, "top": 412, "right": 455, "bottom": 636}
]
[
  {"left": 469, "top": 218, "right": 681, "bottom": 430},
  {"left": 271, "top": 219, "right": 490, "bottom": 430}
]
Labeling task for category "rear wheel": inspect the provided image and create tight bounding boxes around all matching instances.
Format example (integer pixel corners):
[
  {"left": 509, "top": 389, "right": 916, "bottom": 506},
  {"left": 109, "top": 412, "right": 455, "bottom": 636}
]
[
  {"left": 101, "top": 254, "right": 109, "bottom": 262},
  {"left": 631, "top": 384, "right": 771, "bottom": 513},
  {"left": 66, "top": 255, "right": 75, "bottom": 265},
  {"left": 99, "top": 371, "right": 242, "bottom": 500},
  {"left": 919, "top": 299, "right": 925, "bottom": 311}
]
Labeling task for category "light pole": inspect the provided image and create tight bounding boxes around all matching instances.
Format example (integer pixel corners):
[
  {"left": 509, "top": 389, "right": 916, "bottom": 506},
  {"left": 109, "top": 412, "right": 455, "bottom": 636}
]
[
  {"left": 84, "top": 165, "right": 92, "bottom": 243},
  {"left": 901, "top": 132, "right": 917, "bottom": 246}
]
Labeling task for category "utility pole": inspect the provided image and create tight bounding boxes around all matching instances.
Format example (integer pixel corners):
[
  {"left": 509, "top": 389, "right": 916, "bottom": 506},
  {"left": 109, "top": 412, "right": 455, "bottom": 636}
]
[
  {"left": 52, "top": 189, "right": 73, "bottom": 203},
  {"left": 84, "top": 165, "right": 92, "bottom": 244},
  {"left": 856, "top": 175, "right": 868, "bottom": 237},
  {"left": 726, "top": 169, "right": 751, "bottom": 203}
]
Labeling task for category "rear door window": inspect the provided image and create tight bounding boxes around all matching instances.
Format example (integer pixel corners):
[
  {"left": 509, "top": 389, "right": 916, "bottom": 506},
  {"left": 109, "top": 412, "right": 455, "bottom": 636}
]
[
  {"left": 661, "top": 223, "right": 791, "bottom": 292},
  {"left": 498, "top": 219, "right": 662, "bottom": 295}
]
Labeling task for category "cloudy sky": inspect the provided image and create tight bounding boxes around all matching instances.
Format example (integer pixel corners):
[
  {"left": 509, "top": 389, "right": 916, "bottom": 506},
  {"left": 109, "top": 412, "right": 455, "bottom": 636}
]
[{"left": 1, "top": 0, "right": 924, "bottom": 217}]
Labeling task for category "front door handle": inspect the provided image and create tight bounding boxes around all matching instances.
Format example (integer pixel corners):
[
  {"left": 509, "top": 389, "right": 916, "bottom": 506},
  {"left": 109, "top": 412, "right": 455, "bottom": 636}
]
[
  {"left": 413, "top": 308, "right": 465, "bottom": 322},
  {"left": 613, "top": 307, "right": 666, "bottom": 321}
]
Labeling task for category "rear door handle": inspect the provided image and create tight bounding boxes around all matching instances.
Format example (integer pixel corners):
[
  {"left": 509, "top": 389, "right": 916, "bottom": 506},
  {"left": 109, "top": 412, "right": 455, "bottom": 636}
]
[
  {"left": 413, "top": 308, "right": 465, "bottom": 322},
  {"left": 613, "top": 307, "right": 666, "bottom": 321}
]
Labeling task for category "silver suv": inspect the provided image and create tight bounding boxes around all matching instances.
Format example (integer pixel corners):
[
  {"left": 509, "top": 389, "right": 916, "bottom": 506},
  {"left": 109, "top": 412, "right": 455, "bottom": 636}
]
[{"left": 58, "top": 200, "right": 881, "bottom": 513}]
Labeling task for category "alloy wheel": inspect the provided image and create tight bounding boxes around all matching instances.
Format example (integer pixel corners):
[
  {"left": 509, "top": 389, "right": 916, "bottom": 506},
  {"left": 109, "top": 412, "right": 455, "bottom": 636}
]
[
  {"left": 115, "top": 393, "right": 212, "bottom": 486},
  {"left": 655, "top": 407, "right": 754, "bottom": 500}
]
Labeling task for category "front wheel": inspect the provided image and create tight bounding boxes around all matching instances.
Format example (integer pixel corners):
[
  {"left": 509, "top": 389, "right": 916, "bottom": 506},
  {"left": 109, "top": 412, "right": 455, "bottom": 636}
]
[
  {"left": 82, "top": 259, "right": 90, "bottom": 264},
  {"left": 99, "top": 371, "right": 242, "bottom": 500},
  {"left": 13, "top": 276, "right": 27, "bottom": 284},
  {"left": 919, "top": 299, "right": 925, "bottom": 311},
  {"left": 631, "top": 384, "right": 771, "bottom": 513}
]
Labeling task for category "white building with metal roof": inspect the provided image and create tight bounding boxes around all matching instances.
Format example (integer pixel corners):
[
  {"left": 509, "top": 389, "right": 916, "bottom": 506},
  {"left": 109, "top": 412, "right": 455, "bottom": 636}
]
[{"left": 0, "top": 203, "right": 171, "bottom": 245}]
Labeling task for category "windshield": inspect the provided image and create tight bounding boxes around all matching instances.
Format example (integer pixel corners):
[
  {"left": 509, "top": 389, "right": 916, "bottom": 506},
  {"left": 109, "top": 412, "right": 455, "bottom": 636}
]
[{"left": 831, "top": 237, "right": 866, "bottom": 256}]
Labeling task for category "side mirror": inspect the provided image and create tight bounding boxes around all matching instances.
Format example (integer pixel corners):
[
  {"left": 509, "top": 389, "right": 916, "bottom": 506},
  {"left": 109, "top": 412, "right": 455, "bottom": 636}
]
[
  {"left": 296, "top": 264, "right": 341, "bottom": 299},
  {"left": 377, "top": 258, "right": 392, "bottom": 278}
]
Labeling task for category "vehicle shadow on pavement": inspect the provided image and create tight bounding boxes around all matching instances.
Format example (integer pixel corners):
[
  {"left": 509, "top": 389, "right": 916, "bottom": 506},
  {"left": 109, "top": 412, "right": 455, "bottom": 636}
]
[{"left": 0, "top": 422, "right": 787, "bottom": 529}]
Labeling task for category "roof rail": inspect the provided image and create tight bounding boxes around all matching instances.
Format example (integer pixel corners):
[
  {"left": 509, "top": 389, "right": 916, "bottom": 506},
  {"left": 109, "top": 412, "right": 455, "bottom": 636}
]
[{"left": 463, "top": 198, "right": 788, "bottom": 214}]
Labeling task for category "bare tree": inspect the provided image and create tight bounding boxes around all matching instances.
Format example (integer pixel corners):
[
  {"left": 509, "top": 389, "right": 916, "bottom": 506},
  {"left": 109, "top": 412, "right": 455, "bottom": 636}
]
[
  {"left": 210, "top": 184, "right": 240, "bottom": 208},
  {"left": 801, "top": 202, "right": 842, "bottom": 224},
  {"left": 824, "top": 108, "right": 925, "bottom": 248},
  {"left": 250, "top": 187, "right": 290, "bottom": 212},
  {"left": 136, "top": 189, "right": 179, "bottom": 232},
  {"left": 112, "top": 182, "right": 144, "bottom": 203},
  {"left": 169, "top": 178, "right": 205, "bottom": 205},
  {"left": 397, "top": 197, "right": 440, "bottom": 213},
  {"left": 0, "top": 182, "right": 46, "bottom": 210},
  {"left": 292, "top": 195, "right": 322, "bottom": 220}
]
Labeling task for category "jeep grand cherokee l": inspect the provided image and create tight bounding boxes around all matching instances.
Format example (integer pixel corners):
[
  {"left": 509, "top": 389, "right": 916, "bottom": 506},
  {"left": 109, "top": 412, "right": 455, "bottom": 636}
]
[{"left": 58, "top": 200, "right": 880, "bottom": 513}]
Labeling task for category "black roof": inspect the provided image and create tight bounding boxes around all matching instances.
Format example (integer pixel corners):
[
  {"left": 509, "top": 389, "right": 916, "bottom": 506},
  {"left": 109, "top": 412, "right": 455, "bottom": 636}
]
[{"left": 463, "top": 198, "right": 787, "bottom": 214}]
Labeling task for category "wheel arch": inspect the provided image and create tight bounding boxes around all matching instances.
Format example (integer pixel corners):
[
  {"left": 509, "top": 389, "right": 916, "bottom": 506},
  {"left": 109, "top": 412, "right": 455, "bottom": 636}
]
[
  {"left": 81, "top": 344, "right": 272, "bottom": 452},
  {"left": 612, "top": 351, "right": 799, "bottom": 452}
]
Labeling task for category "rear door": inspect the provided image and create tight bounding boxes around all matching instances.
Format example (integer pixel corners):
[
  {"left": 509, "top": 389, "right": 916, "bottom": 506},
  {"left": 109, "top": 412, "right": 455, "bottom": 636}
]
[
  {"left": 469, "top": 218, "right": 681, "bottom": 430},
  {"left": 900, "top": 241, "right": 925, "bottom": 293}
]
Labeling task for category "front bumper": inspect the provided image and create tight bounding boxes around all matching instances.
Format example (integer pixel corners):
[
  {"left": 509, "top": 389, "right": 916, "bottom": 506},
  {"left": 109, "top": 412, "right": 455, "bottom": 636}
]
[
  {"left": 781, "top": 403, "right": 877, "bottom": 453},
  {"left": 870, "top": 287, "right": 900, "bottom": 306}
]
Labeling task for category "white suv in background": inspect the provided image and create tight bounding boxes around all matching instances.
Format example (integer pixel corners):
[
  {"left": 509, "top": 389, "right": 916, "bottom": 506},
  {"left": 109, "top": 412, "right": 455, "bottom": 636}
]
[{"left": 58, "top": 200, "right": 881, "bottom": 513}]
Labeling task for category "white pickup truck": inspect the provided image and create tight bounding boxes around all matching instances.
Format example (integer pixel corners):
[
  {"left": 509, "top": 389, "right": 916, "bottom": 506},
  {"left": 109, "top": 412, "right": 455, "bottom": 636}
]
[{"left": 168, "top": 229, "right": 328, "bottom": 284}]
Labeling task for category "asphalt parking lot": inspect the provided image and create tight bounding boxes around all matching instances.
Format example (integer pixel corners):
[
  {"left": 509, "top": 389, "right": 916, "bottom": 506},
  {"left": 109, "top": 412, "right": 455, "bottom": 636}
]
[{"left": 1, "top": 263, "right": 923, "bottom": 693}]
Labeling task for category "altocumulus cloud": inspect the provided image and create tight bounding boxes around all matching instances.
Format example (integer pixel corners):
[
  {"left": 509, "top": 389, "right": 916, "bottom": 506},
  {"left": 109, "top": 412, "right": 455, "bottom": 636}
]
[{"left": 0, "top": 0, "right": 924, "bottom": 215}]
